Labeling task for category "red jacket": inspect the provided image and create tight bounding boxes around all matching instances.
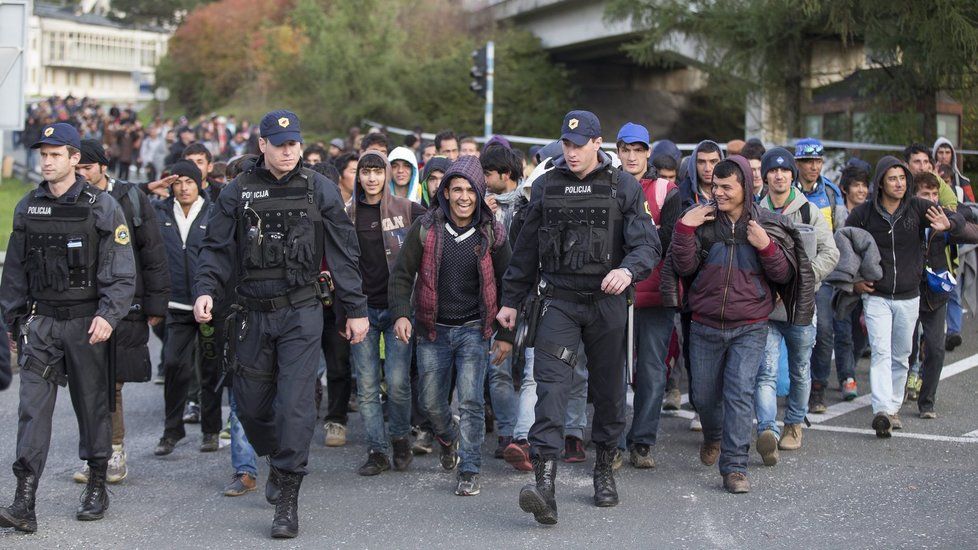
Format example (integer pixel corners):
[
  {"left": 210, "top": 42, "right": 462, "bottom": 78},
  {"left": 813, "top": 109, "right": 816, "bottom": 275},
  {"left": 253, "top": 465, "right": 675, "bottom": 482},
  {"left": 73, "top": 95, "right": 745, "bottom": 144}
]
[{"left": 635, "top": 177, "right": 679, "bottom": 308}]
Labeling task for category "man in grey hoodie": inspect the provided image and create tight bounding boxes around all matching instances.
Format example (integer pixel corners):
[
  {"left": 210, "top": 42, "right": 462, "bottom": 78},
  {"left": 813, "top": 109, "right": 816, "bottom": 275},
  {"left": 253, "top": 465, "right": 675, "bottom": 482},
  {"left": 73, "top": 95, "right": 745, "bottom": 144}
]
[{"left": 754, "top": 148, "right": 838, "bottom": 466}]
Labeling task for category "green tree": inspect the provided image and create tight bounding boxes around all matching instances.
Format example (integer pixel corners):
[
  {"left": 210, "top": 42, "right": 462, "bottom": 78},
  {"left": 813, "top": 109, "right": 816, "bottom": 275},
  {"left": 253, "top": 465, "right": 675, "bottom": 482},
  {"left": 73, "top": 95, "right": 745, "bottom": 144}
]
[{"left": 606, "top": 0, "right": 978, "bottom": 143}]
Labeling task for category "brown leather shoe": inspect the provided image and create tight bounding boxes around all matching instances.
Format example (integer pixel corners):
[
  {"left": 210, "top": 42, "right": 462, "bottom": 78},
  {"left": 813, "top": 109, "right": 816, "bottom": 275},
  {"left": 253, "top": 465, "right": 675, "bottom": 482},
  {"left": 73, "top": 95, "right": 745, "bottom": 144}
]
[
  {"left": 778, "top": 424, "right": 803, "bottom": 450},
  {"left": 699, "top": 440, "right": 720, "bottom": 466},
  {"left": 722, "top": 472, "right": 750, "bottom": 494},
  {"left": 223, "top": 473, "right": 257, "bottom": 497}
]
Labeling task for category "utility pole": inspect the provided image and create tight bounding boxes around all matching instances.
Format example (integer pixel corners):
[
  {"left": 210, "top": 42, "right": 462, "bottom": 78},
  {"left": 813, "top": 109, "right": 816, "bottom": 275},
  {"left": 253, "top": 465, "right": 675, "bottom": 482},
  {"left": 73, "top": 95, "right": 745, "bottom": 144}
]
[{"left": 469, "top": 41, "right": 494, "bottom": 138}]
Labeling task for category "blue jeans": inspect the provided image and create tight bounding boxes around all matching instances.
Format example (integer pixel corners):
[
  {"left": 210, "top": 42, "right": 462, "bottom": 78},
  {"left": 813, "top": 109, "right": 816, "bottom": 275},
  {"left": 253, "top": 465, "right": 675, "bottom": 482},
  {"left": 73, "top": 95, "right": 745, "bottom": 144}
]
[
  {"left": 946, "top": 284, "right": 962, "bottom": 335},
  {"left": 417, "top": 324, "right": 490, "bottom": 474},
  {"left": 810, "top": 284, "right": 835, "bottom": 386},
  {"left": 862, "top": 295, "right": 919, "bottom": 415},
  {"left": 756, "top": 320, "right": 815, "bottom": 436},
  {"left": 830, "top": 304, "right": 862, "bottom": 385},
  {"left": 627, "top": 307, "right": 675, "bottom": 447},
  {"left": 487, "top": 337, "right": 517, "bottom": 436},
  {"left": 512, "top": 348, "right": 536, "bottom": 440},
  {"left": 689, "top": 321, "right": 767, "bottom": 475},
  {"left": 229, "top": 390, "right": 257, "bottom": 477},
  {"left": 351, "top": 307, "right": 413, "bottom": 453}
]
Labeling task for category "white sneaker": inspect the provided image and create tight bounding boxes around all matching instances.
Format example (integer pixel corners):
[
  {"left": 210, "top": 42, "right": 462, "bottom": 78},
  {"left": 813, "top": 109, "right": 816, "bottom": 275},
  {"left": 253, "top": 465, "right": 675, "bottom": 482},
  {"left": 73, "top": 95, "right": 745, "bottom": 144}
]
[
  {"left": 107, "top": 444, "right": 128, "bottom": 484},
  {"left": 324, "top": 422, "right": 347, "bottom": 447},
  {"left": 689, "top": 413, "right": 702, "bottom": 432},
  {"left": 72, "top": 462, "right": 90, "bottom": 484}
]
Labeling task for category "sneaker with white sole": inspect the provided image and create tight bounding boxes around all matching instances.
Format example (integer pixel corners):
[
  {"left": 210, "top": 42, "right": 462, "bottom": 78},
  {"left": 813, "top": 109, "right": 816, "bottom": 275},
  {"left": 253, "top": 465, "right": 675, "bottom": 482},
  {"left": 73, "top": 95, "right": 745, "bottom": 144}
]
[
  {"left": 107, "top": 444, "right": 127, "bottom": 484},
  {"left": 689, "top": 414, "right": 702, "bottom": 432},
  {"left": 73, "top": 463, "right": 90, "bottom": 484}
]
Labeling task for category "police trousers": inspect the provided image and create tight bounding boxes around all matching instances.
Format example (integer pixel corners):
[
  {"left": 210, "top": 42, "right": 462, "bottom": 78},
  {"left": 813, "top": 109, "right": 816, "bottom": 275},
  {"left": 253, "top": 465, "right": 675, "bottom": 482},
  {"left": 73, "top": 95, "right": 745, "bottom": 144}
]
[
  {"left": 529, "top": 293, "right": 627, "bottom": 459},
  {"left": 232, "top": 303, "right": 323, "bottom": 475},
  {"left": 14, "top": 315, "right": 111, "bottom": 478}
]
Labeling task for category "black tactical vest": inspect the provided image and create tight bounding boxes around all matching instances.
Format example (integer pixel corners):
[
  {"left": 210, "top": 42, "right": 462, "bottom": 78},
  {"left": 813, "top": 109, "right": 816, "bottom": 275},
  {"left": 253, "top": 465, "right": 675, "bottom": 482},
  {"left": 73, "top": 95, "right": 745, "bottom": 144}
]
[
  {"left": 236, "top": 168, "right": 324, "bottom": 286},
  {"left": 23, "top": 184, "right": 102, "bottom": 303},
  {"left": 538, "top": 168, "right": 624, "bottom": 276}
]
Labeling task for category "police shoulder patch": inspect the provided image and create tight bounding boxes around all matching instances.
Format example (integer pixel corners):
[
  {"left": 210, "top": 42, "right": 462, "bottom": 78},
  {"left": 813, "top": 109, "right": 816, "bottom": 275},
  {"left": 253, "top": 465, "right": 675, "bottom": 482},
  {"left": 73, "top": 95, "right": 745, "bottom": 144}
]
[{"left": 114, "top": 224, "right": 131, "bottom": 245}]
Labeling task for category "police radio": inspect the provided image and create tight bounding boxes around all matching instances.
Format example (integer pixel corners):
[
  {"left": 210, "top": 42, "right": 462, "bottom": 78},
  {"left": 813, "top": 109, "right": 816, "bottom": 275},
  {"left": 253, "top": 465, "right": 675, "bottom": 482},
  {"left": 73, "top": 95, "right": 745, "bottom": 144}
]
[{"left": 316, "top": 271, "right": 334, "bottom": 307}]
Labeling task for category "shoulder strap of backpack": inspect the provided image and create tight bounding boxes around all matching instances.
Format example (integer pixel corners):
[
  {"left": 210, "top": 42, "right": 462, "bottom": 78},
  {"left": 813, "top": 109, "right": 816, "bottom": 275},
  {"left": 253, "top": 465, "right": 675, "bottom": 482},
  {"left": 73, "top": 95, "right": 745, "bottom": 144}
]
[
  {"left": 801, "top": 201, "right": 812, "bottom": 225},
  {"left": 126, "top": 185, "right": 143, "bottom": 228}
]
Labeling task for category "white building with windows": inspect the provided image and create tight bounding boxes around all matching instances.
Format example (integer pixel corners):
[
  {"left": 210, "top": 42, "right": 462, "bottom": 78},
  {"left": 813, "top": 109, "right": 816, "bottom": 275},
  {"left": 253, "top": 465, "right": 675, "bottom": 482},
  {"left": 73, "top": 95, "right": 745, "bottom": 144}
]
[{"left": 26, "top": 2, "right": 171, "bottom": 103}]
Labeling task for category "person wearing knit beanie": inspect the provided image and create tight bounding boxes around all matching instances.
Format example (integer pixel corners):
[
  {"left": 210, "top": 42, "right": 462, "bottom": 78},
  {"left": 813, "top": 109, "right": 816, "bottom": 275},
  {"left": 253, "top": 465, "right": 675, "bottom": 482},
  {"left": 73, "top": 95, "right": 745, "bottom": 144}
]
[
  {"left": 761, "top": 148, "right": 798, "bottom": 184},
  {"left": 169, "top": 159, "right": 203, "bottom": 191}
]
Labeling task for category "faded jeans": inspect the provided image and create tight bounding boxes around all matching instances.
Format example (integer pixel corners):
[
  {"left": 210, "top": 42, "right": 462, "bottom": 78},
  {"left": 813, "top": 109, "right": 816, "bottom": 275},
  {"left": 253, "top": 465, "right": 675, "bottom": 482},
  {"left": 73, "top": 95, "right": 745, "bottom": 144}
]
[
  {"left": 756, "top": 319, "right": 815, "bottom": 437},
  {"left": 862, "top": 294, "right": 920, "bottom": 415}
]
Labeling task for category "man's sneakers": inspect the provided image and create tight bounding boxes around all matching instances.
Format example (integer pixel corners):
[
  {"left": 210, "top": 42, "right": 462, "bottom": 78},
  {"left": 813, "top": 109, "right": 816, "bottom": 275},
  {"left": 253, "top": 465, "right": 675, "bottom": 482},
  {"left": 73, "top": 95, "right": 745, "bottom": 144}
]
[
  {"left": 872, "top": 412, "right": 892, "bottom": 438},
  {"left": 438, "top": 437, "right": 459, "bottom": 471},
  {"left": 223, "top": 473, "right": 257, "bottom": 497},
  {"left": 722, "top": 472, "right": 750, "bottom": 494},
  {"left": 920, "top": 410, "right": 938, "bottom": 419},
  {"left": 106, "top": 445, "right": 128, "bottom": 483},
  {"left": 809, "top": 382, "right": 827, "bottom": 414},
  {"left": 779, "top": 424, "right": 803, "bottom": 450},
  {"left": 200, "top": 433, "right": 220, "bottom": 453},
  {"left": 357, "top": 451, "right": 391, "bottom": 476},
  {"left": 411, "top": 427, "right": 434, "bottom": 455},
  {"left": 662, "top": 388, "right": 682, "bottom": 411},
  {"left": 841, "top": 377, "right": 858, "bottom": 401},
  {"left": 905, "top": 373, "right": 922, "bottom": 402},
  {"left": 494, "top": 436, "right": 512, "bottom": 459},
  {"left": 154, "top": 436, "right": 180, "bottom": 456},
  {"left": 561, "top": 436, "right": 586, "bottom": 463},
  {"left": 324, "top": 422, "right": 346, "bottom": 447},
  {"left": 73, "top": 463, "right": 90, "bottom": 484},
  {"left": 889, "top": 413, "right": 903, "bottom": 430},
  {"left": 945, "top": 332, "right": 963, "bottom": 351},
  {"left": 699, "top": 440, "right": 720, "bottom": 466},
  {"left": 182, "top": 401, "right": 201, "bottom": 424},
  {"left": 629, "top": 444, "right": 655, "bottom": 469},
  {"left": 392, "top": 437, "right": 413, "bottom": 471},
  {"left": 689, "top": 413, "right": 702, "bottom": 431},
  {"left": 756, "top": 429, "right": 779, "bottom": 466},
  {"left": 504, "top": 440, "right": 533, "bottom": 472},
  {"left": 455, "top": 472, "right": 481, "bottom": 496}
]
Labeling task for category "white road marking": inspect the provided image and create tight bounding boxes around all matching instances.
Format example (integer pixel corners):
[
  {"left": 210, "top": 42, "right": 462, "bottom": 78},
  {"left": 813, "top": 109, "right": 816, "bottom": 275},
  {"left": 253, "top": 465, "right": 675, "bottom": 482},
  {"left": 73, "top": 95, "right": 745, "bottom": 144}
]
[
  {"left": 963, "top": 429, "right": 978, "bottom": 438},
  {"left": 808, "top": 424, "right": 978, "bottom": 444}
]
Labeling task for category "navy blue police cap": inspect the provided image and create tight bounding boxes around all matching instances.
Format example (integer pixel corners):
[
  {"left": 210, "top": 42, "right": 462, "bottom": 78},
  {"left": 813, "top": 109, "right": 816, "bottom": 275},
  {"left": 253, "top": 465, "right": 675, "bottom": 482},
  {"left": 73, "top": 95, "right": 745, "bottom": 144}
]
[
  {"left": 560, "top": 110, "right": 601, "bottom": 146},
  {"left": 33, "top": 122, "right": 81, "bottom": 150},
  {"left": 260, "top": 110, "right": 303, "bottom": 146}
]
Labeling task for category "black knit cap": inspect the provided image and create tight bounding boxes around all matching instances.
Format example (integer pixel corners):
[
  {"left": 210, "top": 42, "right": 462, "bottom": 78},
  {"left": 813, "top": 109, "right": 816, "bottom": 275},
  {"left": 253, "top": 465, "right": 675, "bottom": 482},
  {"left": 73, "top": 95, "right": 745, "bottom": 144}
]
[
  {"left": 170, "top": 159, "right": 203, "bottom": 188},
  {"left": 79, "top": 139, "right": 110, "bottom": 166}
]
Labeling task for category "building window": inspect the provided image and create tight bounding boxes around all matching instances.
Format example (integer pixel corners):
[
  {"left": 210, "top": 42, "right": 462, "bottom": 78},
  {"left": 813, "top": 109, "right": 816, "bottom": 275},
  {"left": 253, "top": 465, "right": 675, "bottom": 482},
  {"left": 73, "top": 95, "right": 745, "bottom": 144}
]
[
  {"left": 804, "top": 115, "right": 823, "bottom": 138},
  {"left": 936, "top": 114, "right": 959, "bottom": 146}
]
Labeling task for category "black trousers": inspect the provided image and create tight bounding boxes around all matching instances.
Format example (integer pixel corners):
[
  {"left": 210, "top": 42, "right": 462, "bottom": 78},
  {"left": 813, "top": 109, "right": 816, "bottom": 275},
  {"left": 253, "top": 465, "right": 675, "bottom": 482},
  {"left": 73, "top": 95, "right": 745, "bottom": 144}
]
[
  {"left": 321, "top": 307, "right": 352, "bottom": 425},
  {"left": 911, "top": 303, "right": 948, "bottom": 413},
  {"left": 529, "top": 294, "right": 627, "bottom": 459},
  {"left": 233, "top": 303, "right": 323, "bottom": 474},
  {"left": 162, "top": 310, "right": 222, "bottom": 439},
  {"left": 15, "top": 315, "right": 111, "bottom": 478}
]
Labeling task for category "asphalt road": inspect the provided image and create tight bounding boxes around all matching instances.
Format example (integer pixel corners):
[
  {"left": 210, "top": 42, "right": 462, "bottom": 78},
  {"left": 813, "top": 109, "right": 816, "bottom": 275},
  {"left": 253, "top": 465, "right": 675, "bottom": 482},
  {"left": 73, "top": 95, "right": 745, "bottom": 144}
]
[{"left": 1, "top": 313, "right": 977, "bottom": 548}]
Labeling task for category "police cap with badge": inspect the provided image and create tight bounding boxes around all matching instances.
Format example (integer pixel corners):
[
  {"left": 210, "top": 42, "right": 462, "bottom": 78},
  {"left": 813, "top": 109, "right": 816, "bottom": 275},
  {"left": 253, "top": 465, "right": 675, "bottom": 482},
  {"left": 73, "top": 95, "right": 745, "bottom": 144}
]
[{"left": 33, "top": 122, "right": 81, "bottom": 150}]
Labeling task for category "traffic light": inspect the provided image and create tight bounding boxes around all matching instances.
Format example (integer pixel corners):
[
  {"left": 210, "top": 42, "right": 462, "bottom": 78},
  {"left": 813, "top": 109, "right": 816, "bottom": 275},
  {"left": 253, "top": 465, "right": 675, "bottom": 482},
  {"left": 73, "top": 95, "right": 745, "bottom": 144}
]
[{"left": 470, "top": 46, "right": 487, "bottom": 98}]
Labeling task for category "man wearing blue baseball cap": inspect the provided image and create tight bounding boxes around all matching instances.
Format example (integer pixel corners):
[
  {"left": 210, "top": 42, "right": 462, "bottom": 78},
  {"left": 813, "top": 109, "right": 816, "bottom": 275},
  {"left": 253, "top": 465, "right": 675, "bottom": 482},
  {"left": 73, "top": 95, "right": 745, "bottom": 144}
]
[
  {"left": 792, "top": 138, "right": 847, "bottom": 415},
  {"left": 192, "top": 109, "right": 368, "bottom": 539},
  {"left": 0, "top": 123, "right": 136, "bottom": 531},
  {"left": 499, "top": 109, "right": 660, "bottom": 523}
]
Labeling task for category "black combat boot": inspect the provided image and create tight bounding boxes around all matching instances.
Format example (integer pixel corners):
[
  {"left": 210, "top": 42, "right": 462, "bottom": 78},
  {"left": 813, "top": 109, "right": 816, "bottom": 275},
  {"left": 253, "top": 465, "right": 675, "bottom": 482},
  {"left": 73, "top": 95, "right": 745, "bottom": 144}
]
[
  {"left": 593, "top": 445, "right": 619, "bottom": 507},
  {"left": 0, "top": 472, "right": 38, "bottom": 533},
  {"left": 77, "top": 462, "right": 109, "bottom": 521},
  {"left": 518, "top": 458, "right": 558, "bottom": 525},
  {"left": 265, "top": 463, "right": 281, "bottom": 505},
  {"left": 270, "top": 471, "right": 302, "bottom": 539}
]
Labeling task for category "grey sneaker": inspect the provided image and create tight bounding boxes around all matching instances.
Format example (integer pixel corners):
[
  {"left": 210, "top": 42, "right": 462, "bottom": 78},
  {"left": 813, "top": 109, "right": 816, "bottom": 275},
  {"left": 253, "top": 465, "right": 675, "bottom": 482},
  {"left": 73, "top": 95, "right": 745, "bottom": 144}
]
[
  {"left": 324, "top": 422, "right": 346, "bottom": 447},
  {"left": 662, "top": 388, "right": 682, "bottom": 411},
  {"left": 412, "top": 427, "right": 433, "bottom": 455},
  {"left": 438, "top": 437, "right": 459, "bottom": 471},
  {"left": 689, "top": 414, "right": 702, "bottom": 432},
  {"left": 73, "top": 463, "right": 90, "bottom": 484},
  {"left": 455, "top": 472, "right": 481, "bottom": 496},
  {"left": 629, "top": 444, "right": 655, "bottom": 469}
]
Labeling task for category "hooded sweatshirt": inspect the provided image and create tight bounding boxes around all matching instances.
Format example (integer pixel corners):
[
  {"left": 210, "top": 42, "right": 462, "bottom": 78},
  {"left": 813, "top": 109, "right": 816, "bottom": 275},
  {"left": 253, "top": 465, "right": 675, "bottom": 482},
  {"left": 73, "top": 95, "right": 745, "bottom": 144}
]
[
  {"left": 845, "top": 155, "right": 971, "bottom": 300},
  {"left": 388, "top": 155, "right": 512, "bottom": 342},
  {"left": 420, "top": 156, "right": 451, "bottom": 209},
  {"left": 346, "top": 151, "right": 425, "bottom": 308},
  {"left": 678, "top": 140, "right": 724, "bottom": 209},
  {"left": 933, "top": 137, "right": 974, "bottom": 202},
  {"left": 388, "top": 146, "right": 422, "bottom": 203},
  {"left": 672, "top": 155, "right": 794, "bottom": 328}
]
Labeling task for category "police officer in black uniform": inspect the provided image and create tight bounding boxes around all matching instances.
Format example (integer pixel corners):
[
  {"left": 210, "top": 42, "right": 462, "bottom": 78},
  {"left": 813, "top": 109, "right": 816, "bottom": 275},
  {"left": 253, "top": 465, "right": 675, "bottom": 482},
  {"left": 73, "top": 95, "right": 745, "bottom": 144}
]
[
  {"left": 498, "top": 111, "right": 659, "bottom": 525},
  {"left": 193, "top": 110, "right": 368, "bottom": 539},
  {"left": 0, "top": 123, "right": 136, "bottom": 533},
  {"left": 72, "top": 139, "right": 171, "bottom": 483}
]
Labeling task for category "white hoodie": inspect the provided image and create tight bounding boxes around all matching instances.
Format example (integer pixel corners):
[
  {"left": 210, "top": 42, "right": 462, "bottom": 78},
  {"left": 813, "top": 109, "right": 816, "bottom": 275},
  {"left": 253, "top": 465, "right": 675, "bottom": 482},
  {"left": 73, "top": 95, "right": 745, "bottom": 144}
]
[{"left": 387, "top": 146, "right": 422, "bottom": 204}]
